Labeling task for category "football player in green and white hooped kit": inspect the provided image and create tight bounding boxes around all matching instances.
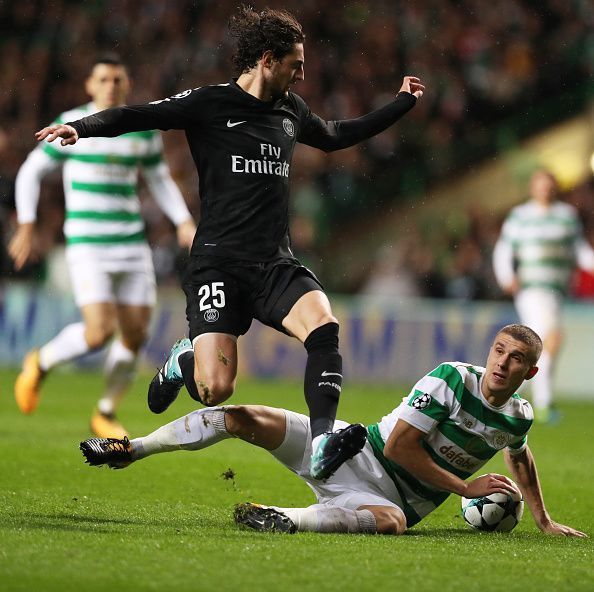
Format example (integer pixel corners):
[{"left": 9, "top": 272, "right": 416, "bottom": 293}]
[
  {"left": 80, "top": 324, "right": 586, "bottom": 537},
  {"left": 493, "top": 169, "right": 594, "bottom": 423},
  {"left": 9, "top": 54, "right": 196, "bottom": 439}
]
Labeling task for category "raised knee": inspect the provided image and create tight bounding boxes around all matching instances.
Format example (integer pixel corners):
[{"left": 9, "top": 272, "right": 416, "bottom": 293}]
[{"left": 196, "top": 375, "right": 235, "bottom": 406}]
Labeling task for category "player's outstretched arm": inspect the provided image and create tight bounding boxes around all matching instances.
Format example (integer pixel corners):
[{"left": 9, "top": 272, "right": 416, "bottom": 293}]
[
  {"left": 45, "top": 92, "right": 199, "bottom": 142},
  {"left": 35, "top": 124, "right": 79, "bottom": 146},
  {"left": 299, "top": 76, "right": 425, "bottom": 152},
  {"left": 504, "top": 447, "right": 587, "bottom": 537}
]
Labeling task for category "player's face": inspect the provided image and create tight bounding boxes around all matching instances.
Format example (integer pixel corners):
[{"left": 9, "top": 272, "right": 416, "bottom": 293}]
[
  {"left": 269, "top": 43, "right": 304, "bottom": 98},
  {"left": 86, "top": 64, "right": 130, "bottom": 110},
  {"left": 530, "top": 170, "right": 557, "bottom": 205},
  {"left": 483, "top": 333, "right": 535, "bottom": 401}
]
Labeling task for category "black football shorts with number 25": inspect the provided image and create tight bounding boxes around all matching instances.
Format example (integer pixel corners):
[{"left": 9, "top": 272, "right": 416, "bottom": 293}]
[{"left": 182, "top": 256, "right": 323, "bottom": 340}]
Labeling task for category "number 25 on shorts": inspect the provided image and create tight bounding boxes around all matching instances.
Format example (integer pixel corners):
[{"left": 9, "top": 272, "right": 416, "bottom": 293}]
[{"left": 198, "top": 282, "right": 226, "bottom": 311}]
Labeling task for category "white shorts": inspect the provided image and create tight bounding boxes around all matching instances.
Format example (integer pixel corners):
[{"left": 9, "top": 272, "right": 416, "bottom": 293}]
[
  {"left": 271, "top": 410, "right": 404, "bottom": 513},
  {"left": 515, "top": 287, "right": 562, "bottom": 339},
  {"left": 66, "top": 245, "right": 157, "bottom": 307}
]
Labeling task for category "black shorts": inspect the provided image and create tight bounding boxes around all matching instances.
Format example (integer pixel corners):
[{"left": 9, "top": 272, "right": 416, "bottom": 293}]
[{"left": 182, "top": 255, "right": 323, "bottom": 339}]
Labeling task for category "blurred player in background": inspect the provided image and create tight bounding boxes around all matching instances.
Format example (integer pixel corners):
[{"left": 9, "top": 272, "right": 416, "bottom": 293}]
[
  {"left": 80, "top": 324, "right": 585, "bottom": 538},
  {"left": 35, "top": 6, "right": 424, "bottom": 479},
  {"left": 493, "top": 169, "right": 594, "bottom": 423},
  {"left": 9, "top": 55, "right": 196, "bottom": 438}
]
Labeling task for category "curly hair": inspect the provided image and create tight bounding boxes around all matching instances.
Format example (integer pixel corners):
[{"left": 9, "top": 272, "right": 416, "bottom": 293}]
[{"left": 229, "top": 5, "right": 305, "bottom": 73}]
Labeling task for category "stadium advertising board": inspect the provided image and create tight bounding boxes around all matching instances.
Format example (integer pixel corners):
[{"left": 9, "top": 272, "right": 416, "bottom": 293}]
[{"left": 2, "top": 287, "right": 593, "bottom": 398}]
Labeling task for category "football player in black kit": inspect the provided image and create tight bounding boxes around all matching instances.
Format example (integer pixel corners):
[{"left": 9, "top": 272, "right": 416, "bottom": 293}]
[{"left": 36, "top": 6, "right": 425, "bottom": 480}]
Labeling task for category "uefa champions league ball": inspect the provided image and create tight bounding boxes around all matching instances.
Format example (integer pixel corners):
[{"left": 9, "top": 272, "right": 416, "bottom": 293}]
[{"left": 461, "top": 479, "right": 524, "bottom": 532}]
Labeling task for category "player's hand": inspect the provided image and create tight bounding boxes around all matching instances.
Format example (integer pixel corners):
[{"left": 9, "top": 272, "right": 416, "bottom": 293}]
[
  {"left": 8, "top": 223, "right": 35, "bottom": 270},
  {"left": 35, "top": 124, "right": 79, "bottom": 146},
  {"left": 176, "top": 219, "right": 197, "bottom": 251},
  {"left": 537, "top": 518, "right": 588, "bottom": 538},
  {"left": 399, "top": 76, "right": 425, "bottom": 99},
  {"left": 463, "top": 473, "right": 521, "bottom": 498}
]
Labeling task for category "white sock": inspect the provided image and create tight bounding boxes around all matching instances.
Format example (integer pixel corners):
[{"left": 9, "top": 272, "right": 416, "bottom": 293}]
[
  {"left": 273, "top": 504, "right": 376, "bottom": 534},
  {"left": 97, "top": 340, "right": 138, "bottom": 416},
  {"left": 311, "top": 434, "right": 324, "bottom": 454},
  {"left": 130, "top": 407, "right": 231, "bottom": 460},
  {"left": 531, "top": 350, "right": 553, "bottom": 411},
  {"left": 38, "top": 322, "right": 91, "bottom": 371}
]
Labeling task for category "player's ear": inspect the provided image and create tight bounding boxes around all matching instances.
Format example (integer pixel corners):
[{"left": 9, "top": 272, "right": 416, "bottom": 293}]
[
  {"left": 525, "top": 366, "right": 538, "bottom": 380},
  {"left": 261, "top": 50, "right": 275, "bottom": 68}
]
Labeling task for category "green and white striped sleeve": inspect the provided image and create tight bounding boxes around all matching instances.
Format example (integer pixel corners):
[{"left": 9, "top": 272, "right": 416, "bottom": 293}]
[
  {"left": 506, "top": 434, "right": 528, "bottom": 455},
  {"left": 15, "top": 142, "right": 64, "bottom": 224},
  {"left": 141, "top": 132, "right": 192, "bottom": 226},
  {"left": 493, "top": 213, "right": 518, "bottom": 288},
  {"left": 574, "top": 212, "right": 594, "bottom": 272},
  {"left": 397, "top": 363, "right": 456, "bottom": 433}
]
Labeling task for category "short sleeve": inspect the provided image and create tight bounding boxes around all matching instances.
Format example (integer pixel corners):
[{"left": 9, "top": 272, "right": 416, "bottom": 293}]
[
  {"left": 396, "top": 364, "right": 459, "bottom": 433},
  {"left": 506, "top": 434, "right": 528, "bottom": 455}
]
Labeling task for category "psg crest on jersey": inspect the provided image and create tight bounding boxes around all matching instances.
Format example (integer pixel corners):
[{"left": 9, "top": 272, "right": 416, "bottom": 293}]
[
  {"left": 204, "top": 309, "right": 219, "bottom": 323},
  {"left": 282, "top": 118, "right": 294, "bottom": 137}
]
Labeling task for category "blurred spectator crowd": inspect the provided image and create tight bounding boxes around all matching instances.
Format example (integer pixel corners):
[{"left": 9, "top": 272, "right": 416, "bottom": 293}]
[
  {"left": 360, "top": 175, "right": 594, "bottom": 302},
  {"left": 1, "top": 0, "right": 593, "bottom": 296},
  {"left": 360, "top": 179, "right": 594, "bottom": 302}
]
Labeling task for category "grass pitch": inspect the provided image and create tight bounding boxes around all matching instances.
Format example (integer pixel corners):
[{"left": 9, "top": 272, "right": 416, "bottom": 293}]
[{"left": 0, "top": 369, "right": 592, "bottom": 592}]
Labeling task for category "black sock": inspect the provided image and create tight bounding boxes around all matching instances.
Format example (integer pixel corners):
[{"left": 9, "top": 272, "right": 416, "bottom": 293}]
[
  {"left": 179, "top": 350, "right": 203, "bottom": 404},
  {"left": 303, "top": 322, "right": 342, "bottom": 439}
]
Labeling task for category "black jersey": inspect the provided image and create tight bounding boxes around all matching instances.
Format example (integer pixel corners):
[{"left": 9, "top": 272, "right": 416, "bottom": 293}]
[{"left": 68, "top": 81, "right": 416, "bottom": 260}]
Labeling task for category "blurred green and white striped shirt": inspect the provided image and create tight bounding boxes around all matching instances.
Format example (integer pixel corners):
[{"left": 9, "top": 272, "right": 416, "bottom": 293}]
[
  {"left": 493, "top": 201, "right": 594, "bottom": 295},
  {"left": 16, "top": 103, "right": 191, "bottom": 270},
  {"left": 367, "top": 362, "right": 532, "bottom": 526}
]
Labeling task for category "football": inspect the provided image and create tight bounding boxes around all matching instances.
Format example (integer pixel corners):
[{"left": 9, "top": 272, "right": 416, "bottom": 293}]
[{"left": 461, "top": 481, "right": 524, "bottom": 532}]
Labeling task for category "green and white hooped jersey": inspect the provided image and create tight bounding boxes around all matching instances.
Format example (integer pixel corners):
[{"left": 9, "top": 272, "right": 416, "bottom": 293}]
[
  {"left": 16, "top": 103, "right": 190, "bottom": 270},
  {"left": 493, "top": 201, "right": 591, "bottom": 294},
  {"left": 367, "top": 362, "right": 533, "bottom": 527},
  {"left": 48, "top": 103, "right": 163, "bottom": 249}
]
